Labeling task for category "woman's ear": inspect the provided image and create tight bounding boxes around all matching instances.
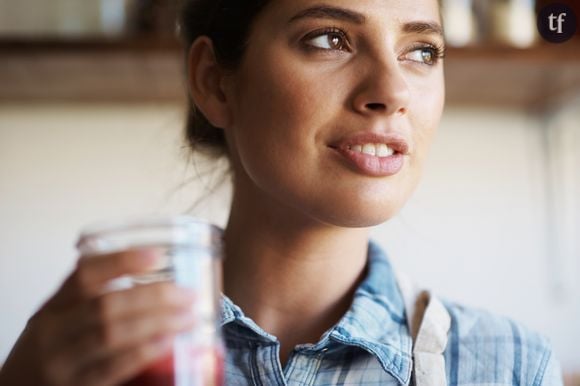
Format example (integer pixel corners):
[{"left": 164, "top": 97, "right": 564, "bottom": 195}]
[{"left": 187, "top": 36, "right": 234, "bottom": 130}]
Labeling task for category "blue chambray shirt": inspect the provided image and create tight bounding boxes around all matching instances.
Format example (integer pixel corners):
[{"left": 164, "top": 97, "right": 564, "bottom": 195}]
[{"left": 219, "top": 239, "right": 564, "bottom": 385}]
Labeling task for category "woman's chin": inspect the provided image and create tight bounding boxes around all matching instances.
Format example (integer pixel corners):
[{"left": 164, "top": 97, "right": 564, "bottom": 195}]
[{"left": 311, "top": 201, "right": 404, "bottom": 228}]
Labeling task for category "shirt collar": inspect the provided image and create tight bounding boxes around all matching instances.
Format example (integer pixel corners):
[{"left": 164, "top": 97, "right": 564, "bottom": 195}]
[{"left": 219, "top": 238, "right": 412, "bottom": 385}]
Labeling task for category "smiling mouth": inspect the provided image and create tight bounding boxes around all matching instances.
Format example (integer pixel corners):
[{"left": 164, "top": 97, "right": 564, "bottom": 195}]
[
  {"left": 328, "top": 145, "right": 406, "bottom": 177},
  {"left": 329, "top": 143, "right": 401, "bottom": 158},
  {"left": 327, "top": 131, "right": 411, "bottom": 156}
]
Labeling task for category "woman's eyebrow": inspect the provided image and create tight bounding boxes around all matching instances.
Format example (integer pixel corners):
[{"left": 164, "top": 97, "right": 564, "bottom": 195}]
[
  {"left": 401, "top": 21, "right": 444, "bottom": 38},
  {"left": 287, "top": 5, "right": 444, "bottom": 39},
  {"left": 288, "top": 5, "right": 366, "bottom": 25}
]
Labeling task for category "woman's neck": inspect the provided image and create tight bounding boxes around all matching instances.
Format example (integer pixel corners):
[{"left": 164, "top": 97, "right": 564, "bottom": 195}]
[{"left": 222, "top": 183, "right": 370, "bottom": 363}]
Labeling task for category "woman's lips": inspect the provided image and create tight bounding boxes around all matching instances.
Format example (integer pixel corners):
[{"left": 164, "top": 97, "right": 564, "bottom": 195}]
[
  {"left": 329, "top": 146, "right": 405, "bottom": 177},
  {"left": 328, "top": 131, "right": 409, "bottom": 177}
]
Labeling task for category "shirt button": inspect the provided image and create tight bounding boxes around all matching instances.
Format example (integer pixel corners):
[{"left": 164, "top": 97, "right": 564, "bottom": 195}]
[{"left": 321, "top": 348, "right": 329, "bottom": 353}]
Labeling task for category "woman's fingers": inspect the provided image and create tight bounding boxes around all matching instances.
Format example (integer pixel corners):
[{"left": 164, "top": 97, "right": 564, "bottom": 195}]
[
  {"left": 91, "top": 282, "right": 197, "bottom": 325},
  {"left": 47, "top": 248, "right": 162, "bottom": 309},
  {"left": 42, "top": 282, "right": 196, "bottom": 351},
  {"left": 64, "top": 305, "right": 195, "bottom": 366},
  {"left": 77, "top": 335, "right": 175, "bottom": 386},
  {"left": 0, "top": 247, "right": 205, "bottom": 386},
  {"left": 75, "top": 248, "right": 161, "bottom": 295},
  {"left": 36, "top": 282, "right": 196, "bottom": 386}
]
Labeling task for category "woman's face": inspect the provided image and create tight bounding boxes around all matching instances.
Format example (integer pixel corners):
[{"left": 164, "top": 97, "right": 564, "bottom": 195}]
[{"left": 223, "top": 0, "right": 445, "bottom": 227}]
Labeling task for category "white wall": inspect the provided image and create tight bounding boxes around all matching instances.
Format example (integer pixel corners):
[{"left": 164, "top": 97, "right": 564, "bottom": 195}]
[
  {"left": 0, "top": 102, "right": 232, "bottom": 363},
  {"left": 1, "top": 102, "right": 578, "bottom": 372}
]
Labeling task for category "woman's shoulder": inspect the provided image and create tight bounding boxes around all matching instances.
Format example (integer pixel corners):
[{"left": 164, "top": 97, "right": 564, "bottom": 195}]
[
  {"left": 438, "top": 297, "right": 563, "bottom": 386},
  {"left": 439, "top": 297, "right": 549, "bottom": 346}
]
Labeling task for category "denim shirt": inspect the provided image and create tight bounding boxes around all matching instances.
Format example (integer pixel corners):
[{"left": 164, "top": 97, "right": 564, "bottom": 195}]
[{"left": 219, "top": 239, "right": 563, "bottom": 385}]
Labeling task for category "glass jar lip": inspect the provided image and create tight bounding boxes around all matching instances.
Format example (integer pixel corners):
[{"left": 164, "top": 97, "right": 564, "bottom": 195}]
[
  {"left": 79, "top": 215, "right": 221, "bottom": 235},
  {"left": 76, "top": 215, "right": 224, "bottom": 252}
]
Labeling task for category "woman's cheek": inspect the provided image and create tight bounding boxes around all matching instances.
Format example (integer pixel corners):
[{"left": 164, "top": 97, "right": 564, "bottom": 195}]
[{"left": 409, "top": 85, "right": 444, "bottom": 161}]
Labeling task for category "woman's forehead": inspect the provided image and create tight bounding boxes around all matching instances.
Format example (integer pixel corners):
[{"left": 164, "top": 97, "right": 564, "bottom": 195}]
[
  {"left": 252, "top": 0, "right": 443, "bottom": 43},
  {"left": 264, "top": 0, "right": 441, "bottom": 24}
]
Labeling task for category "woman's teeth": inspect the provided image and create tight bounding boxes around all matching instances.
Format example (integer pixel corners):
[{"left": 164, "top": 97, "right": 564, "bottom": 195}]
[{"left": 349, "top": 144, "right": 395, "bottom": 157}]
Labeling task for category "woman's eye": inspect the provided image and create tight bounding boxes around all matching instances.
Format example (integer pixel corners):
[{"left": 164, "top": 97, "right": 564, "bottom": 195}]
[
  {"left": 304, "top": 29, "right": 350, "bottom": 51},
  {"left": 404, "top": 46, "right": 444, "bottom": 65}
]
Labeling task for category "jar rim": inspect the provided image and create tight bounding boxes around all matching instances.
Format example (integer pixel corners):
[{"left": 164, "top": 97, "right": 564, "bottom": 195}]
[{"left": 76, "top": 215, "right": 224, "bottom": 254}]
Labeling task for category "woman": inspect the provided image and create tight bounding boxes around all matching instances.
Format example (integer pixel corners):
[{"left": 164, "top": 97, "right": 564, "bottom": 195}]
[{"left": 0, "top": 0, "right": 564, "bottom": 385}]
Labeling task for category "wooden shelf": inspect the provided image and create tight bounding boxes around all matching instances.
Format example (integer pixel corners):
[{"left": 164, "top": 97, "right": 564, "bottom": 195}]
[
  {"left": 444, "top": 42, "right": 580, "bottom": 110},
  {"left": 0, "top": 37, "right": 186, "bottom": 103},
  {"left": 1, "top": 37, "right": 580, "bottom": 109}
]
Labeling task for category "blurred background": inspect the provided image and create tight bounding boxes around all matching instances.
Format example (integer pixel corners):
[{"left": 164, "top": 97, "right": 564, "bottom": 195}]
[{"left": 0, "top": 0, "right": 579, "bottom": 383}]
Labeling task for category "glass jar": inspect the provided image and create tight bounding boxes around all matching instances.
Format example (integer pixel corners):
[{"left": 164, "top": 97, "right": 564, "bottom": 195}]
[{"left": 76, "top": 215, "right": 225, "bottom": 386}]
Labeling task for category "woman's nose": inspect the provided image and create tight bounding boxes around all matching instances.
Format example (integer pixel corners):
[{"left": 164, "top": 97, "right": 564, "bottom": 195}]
[{"left": 351, "top": 59, "right": 410, "bottom": 117}]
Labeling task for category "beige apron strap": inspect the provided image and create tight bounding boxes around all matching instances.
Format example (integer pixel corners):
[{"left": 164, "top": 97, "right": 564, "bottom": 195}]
[{"left": 394, "top": 269, "right": 451, "bottom": 386}]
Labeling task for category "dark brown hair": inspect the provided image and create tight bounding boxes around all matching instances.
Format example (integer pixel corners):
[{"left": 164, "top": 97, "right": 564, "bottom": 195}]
[{"left": 179, "top": 0, "right": 271, "bottom": 162}]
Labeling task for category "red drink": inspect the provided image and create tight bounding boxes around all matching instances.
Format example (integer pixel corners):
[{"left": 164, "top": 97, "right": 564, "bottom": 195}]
[
  {"left": 123, "top": 353, "right": 174, "bottom": 386},
  {"left": 122, "top": 345, "right": 225, "bottom": 386}
]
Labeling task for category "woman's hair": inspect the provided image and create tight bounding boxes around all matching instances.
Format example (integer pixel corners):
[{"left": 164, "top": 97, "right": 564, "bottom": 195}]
[{"left": 179, "top": 0, "right": 271, "bottom": 163}]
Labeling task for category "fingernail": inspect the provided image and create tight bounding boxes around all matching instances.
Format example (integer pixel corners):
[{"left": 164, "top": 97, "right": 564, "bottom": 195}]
[
  {"left": 135, "top": 248, "right": 167, "bottom": 269},
  {"left": 133, "top": 248, "right": 158, "bottom": 260},
  {"left": 153, "top": 335, "right": 174, "bottom": 351}
]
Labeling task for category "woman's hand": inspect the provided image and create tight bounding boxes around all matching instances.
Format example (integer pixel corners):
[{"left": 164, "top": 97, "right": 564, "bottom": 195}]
[{"left": 0, "top": 249, "right": 196, "bottom": 386}]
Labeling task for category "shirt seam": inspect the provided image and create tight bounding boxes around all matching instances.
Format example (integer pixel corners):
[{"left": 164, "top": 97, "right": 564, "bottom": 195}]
[
  {"left": 306, "top": 352, "right": 325, "bottom": 386},
  {"left": 270, "top": 344, "right": 287, "bottom": 386},
  {"left": 532, "top": 346, "right": 553, "bottom": 386},
  {"left": 250, "top": 343, "right": 264, "bottom": 386}
]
